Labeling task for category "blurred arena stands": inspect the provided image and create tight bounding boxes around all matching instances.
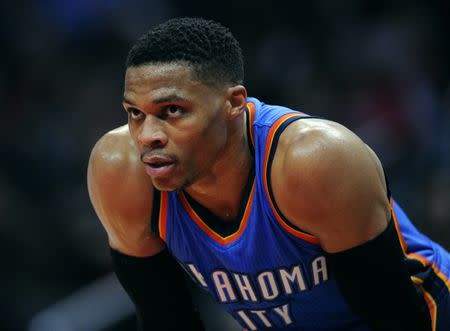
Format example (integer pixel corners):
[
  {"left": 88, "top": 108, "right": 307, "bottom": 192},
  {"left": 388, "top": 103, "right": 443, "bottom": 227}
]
[{"left": 1, "top": 1, "right": 449, "bottom": 330}]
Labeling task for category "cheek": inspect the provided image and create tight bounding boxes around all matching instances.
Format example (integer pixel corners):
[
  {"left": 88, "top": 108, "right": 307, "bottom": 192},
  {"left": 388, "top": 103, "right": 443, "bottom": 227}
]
[
  {"left": 197, "top": 126, "right": 227, "bottom": 170},
  {"left": 180, "top": 119, "right": 227, "bottom": 164},
  {"left": 201, "top": 107, "right": 228, "bottom": 141},
  {"left": 205, "top": 123, "right": 227, "bottom": 151},
  {"left": 127, "top": 123, "right": 141, "bottom": 150},
  {"left": 171, "top": 107, "right": 227, "bottom": 156}
]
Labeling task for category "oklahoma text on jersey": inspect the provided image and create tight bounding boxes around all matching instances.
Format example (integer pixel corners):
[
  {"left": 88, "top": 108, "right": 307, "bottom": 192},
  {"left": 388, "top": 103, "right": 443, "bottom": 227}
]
[{"left": 182, "top": 255, "right": 328, "bottom": 330}]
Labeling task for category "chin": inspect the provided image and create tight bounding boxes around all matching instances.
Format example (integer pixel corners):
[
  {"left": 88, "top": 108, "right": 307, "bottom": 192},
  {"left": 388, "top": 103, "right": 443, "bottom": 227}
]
[{"left": 152, "top": 177, "right": 189, "bottom": 192}]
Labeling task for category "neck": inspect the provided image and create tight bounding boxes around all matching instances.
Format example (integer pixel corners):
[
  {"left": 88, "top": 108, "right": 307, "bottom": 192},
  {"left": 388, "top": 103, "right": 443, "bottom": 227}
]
[{"left": 184, "top": 114, "right": 253, "bottom": 220}]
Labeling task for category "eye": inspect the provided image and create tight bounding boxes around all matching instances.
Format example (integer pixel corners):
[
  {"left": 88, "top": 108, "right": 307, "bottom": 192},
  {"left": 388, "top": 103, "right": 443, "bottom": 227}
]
[
  {"left": 128, "top": 108, "right": 144, "bottom": 120},
  {"left": 164, "top": 105, "right": 183, "bottom": 117}
]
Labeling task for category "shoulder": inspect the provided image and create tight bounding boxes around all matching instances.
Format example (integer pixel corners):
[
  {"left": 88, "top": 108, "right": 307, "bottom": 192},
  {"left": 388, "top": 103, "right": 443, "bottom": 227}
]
[
  {"left": 274, "top": 118, "right": 380, "bottom": 186},
  {"left": 88, "top": 125, "right": 148, "bottom": 194},
  {"left": 270, "top": 118, "right": 391, "bottom": 252},
  {"left": 89, "top": 125, "right": 139, "bottom": 173},
  {"left": 87, "top": 125, "right": 164, "bottom": 256}
]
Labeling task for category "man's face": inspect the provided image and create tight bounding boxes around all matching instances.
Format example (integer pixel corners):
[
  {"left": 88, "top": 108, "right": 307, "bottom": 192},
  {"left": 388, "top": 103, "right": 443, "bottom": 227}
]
[{"left": 123, "top": 63, "right": 229, "bottom": 191}]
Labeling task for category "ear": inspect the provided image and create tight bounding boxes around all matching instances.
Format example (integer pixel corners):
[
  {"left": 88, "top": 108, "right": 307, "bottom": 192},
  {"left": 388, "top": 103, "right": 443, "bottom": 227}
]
[{"left": 225, "top": 85, "right": 247, "bottom": 119}]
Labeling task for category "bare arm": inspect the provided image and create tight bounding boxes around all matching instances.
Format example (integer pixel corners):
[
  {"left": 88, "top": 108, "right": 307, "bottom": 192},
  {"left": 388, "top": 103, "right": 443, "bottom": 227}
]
[
  {"left": 271, "top": 118, "right": 390, "bottom": 252},
  {"left": 87, "top": 125, "right": 165, "bottom": 256},
  {"left": 87, "top": 125, "right": 204, "bottom": 330},
  {"left": 271, "top": 118, "right": 431, "bottom": 330}
]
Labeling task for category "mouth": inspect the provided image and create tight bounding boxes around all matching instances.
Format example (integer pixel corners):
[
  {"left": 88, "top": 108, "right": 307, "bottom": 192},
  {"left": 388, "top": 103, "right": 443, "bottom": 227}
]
[
  {"left": 144, "top": 162, "right": 176, "bottom": 177},
  {"left": 146, "top": 160, "right": 173, "bottom": 168},
  {"left": 142, "top": 154, "right": 176, "bottom": 177}
]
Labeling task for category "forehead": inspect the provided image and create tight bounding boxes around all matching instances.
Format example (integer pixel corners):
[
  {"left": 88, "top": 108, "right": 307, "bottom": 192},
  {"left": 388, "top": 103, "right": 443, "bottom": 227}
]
[
  {"left": 125, "top": 62, "right": 195, "bottom": 84},
  {"left": 124, "top": 63, "right": 205, "bottom": 102}
]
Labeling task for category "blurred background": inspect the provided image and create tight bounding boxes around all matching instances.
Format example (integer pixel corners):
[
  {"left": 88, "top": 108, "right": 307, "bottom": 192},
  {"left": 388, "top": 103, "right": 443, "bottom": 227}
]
[{"left": 2, "top": 0, "right": 449, "bottom": 330}]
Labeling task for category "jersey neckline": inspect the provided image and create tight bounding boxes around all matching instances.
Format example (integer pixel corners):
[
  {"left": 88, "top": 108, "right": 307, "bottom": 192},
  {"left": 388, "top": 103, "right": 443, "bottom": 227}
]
[{"left": 177, "top": 103, "right": 256, "bottom": 246}]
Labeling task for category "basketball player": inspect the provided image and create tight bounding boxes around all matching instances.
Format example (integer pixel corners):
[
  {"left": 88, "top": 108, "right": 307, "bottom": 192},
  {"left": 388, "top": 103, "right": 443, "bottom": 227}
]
[{"left": 87, "top": 18, "right": 449, "bottom": 330}]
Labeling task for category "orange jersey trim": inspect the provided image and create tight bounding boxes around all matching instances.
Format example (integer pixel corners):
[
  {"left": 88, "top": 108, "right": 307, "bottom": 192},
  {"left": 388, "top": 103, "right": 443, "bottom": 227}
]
[
  {"left": 246, "top": 102, "right": 256, "bottom": 148},
  {"left": 391, "top": 199, "right": 450, "bottom": 290},
  {"left": 159, "top": 191, "right": 169, "bottom": 242},
  {"left": 391, "top": 199, "right": 408, "bottom": 254},
  {"left": 390, "top": 198, "right": 450, "bottom": 329},
  {"left": 405, "top": 252, "right": 450, "bottom": 295},
  {"left": 423, "top": 290, "right": 437, "bottom": 331},
  {"left": 263, "top": 113, "right": 320, "bottom": 244},
  {"left": 411, "top": 276, "right": 424, "bottom": 285},
  {"left": 179, "top": 182, "right": 255, "bottom": 246},
  {"left": 431, "top": 264, "right": 450, "bottom": 290}
]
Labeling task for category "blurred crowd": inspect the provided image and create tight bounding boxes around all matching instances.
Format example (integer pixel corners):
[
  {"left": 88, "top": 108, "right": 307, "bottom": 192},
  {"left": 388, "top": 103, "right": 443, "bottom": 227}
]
[{"left": 1, "top": 1, "right": 449, "bottom": 330}]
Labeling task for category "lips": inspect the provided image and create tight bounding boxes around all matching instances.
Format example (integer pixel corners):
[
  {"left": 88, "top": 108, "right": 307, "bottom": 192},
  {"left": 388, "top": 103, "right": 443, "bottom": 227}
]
[
  {"left": 143, "top": 155, "right": 173, "bottom": 166},
  {"left": 142, "top": 154, "right": 176, "bottom": 177}
]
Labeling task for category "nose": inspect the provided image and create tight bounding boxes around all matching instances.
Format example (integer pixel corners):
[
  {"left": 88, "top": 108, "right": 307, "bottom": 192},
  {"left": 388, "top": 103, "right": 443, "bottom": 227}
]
[{"left": 136, "top": 116, "right": 168, "bottom": 148}]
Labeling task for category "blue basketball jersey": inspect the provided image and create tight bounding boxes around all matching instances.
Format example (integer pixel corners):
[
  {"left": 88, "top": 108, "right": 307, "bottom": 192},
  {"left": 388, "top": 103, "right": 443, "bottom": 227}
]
[{"left": 151, "top": 97, "right": 450, "bottom": 330}]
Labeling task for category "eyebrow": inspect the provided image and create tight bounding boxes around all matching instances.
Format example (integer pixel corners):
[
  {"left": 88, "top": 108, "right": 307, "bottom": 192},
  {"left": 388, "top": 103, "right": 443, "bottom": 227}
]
[
  {"left": 153, "top": 95, "right": 188, "bottom": 104},
  {"left": 122, "top": 96, "right": 135, "bottom": 105},
  {"left": 122, "top": 94, "right": 188, "bottom": 105}
]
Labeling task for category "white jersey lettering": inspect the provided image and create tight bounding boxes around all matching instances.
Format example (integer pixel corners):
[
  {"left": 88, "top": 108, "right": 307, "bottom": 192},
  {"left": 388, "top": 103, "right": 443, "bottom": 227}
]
[
  {"left": 273, "top": 303, "right": 293, "bottom": 325},
  {"left": 186, "top": 264, "right": 208, "bottom": 287},
  {"left": 312, "top": 256, "right": 328, "bottom": 285},
  {"left": 250, "top": 309, "right": 272, "bottom": 327},
  {"left": 212, "top": 270, "right": 237, "bottom": 303},
  {"left": 258, "top": 271, "right": 279, "bottom": 300},
  {"left": 233, "top": 273, "right": 258, "bottom": 302},
  {"left": 279, "top": 265, "right": 307, "bottom": 293},
  {"left": 237, "top": 310, "right": 257, "bottom": 330}
]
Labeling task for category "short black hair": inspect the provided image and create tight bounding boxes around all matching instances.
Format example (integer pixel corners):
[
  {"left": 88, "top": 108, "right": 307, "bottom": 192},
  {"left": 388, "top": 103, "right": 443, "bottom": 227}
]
[{"left": 126, "top": 17, "right": 244, "bottom": 86}]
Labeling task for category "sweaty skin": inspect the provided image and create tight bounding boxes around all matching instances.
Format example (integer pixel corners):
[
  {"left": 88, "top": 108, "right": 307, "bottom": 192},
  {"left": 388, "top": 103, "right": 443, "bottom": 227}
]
[
  {"left": 271, "top": 119, "right": 390, "bottom": 252},
  {"left": 87, "top": 63, "right": 390, "bottom": 257}
]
